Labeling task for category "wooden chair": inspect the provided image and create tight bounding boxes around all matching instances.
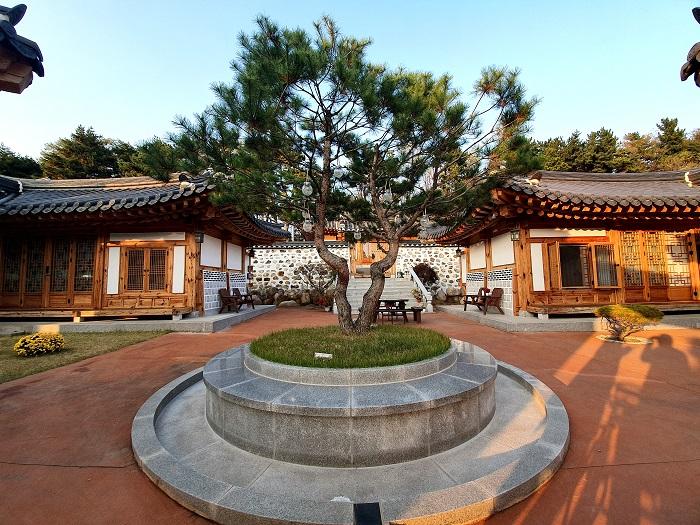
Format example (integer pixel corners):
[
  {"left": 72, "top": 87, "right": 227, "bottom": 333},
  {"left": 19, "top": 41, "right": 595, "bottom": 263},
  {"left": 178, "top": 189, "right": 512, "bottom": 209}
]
[
  {"left": 231, "top": 288, "right": 255, "bottom": 310},
  {"left": 464, "top": 287, "right": 490, "bottom": 311},
  {"left": 479, "top": 287, "right": 504, "bottom": 315},
  {"left": 218, "top": 288, "right": 241, "bottom": 313}
]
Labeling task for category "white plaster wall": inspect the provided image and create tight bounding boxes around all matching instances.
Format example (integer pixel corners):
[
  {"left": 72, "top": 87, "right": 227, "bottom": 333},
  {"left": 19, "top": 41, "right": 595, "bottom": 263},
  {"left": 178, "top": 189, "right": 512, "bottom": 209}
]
[
  {"left": 487, "top": 269, "right": 515, "bottom": 316},
  {"left": 227, "top": 242, "right": 243, "bottom": 271},
  {"left": 529, "top": 228, "right": 606, "bottom": 238},
  {"left": 106, "top": 246, "right": 120, "bottom": 294},
  {"left": 530, "top": 243, "right": 546, "bottom": 291},
  {"left": 491, "top": 233, "right": 515, "bottom": 267},
  {"left": 172, "top": 246, "right": 186, "bottom": 294},
  {"left": 469, "top": 242, "right": 486, "bottom": 270},
  {"left": 201, "top": 234, "right": 222, "bottom": 268}
]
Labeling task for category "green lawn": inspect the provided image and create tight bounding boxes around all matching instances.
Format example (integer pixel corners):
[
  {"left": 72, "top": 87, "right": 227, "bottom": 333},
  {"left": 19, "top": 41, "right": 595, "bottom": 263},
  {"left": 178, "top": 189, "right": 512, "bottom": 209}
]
[
  {"left": 250, "top": 325, "right": 450, "bottom": 368},
  {"left": 0, "top": 331, "right": 168, "bottom": 384}
]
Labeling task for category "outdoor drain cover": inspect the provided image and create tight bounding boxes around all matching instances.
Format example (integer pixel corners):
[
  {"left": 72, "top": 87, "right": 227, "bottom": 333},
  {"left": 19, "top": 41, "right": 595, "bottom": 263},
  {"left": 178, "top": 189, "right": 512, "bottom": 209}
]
[{"left": 353, "top": 502, "right": 382, "bottom": 525}]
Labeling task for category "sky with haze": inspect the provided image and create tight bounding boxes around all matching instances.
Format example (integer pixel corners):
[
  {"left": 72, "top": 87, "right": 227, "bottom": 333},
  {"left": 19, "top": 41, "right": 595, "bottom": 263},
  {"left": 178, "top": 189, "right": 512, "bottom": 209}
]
[{"left": 2, "top": 0, "right": 699, "bottom": 158}]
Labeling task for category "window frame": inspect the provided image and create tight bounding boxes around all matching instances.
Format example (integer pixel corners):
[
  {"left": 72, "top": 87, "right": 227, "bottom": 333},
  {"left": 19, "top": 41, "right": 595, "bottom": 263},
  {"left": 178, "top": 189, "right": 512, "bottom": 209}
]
[
  {"left": 590, "top": 242, "right": 622, "bottom": 289},
  {"left": 121, "top": 245, "right": 172, "bottom": 294}
]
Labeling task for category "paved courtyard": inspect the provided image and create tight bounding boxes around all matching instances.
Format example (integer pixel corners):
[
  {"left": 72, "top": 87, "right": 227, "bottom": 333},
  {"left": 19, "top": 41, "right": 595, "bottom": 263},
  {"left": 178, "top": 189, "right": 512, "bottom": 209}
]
[{"left": 1, "top": 310, "right": 698, "bottom": 525}]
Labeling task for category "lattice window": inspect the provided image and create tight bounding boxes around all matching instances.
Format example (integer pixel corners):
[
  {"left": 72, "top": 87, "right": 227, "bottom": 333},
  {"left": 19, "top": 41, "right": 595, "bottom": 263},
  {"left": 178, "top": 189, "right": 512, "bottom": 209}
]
[
  {"left": 148, "top": 249, "right": 167, "bottom": 291},
  {"left": 74, "top": 239, "right": 95, "bottom": 292},
  {"left": 593, "top": 244, "right": 618, "bottom": 287},
  {"left": 25, "top": 239, "right": 45, "bottom": 294},
  {"left": 51, "top": 239, "right": 71, "bottom": 293},
  {"left": 644, "top": 232, "right": 667, "bottom": 286},
  {"left": 2, "top": 239, "right": 21, "bottom": 293},
  {"left": 664, "top": 233, "right": 691, "bottom": 287},
  {"left": 126, "top": 249, "right": 145, "bottom": 291},
  {"left": 621, "top": 231, "right": 643, "bottom": 287}
]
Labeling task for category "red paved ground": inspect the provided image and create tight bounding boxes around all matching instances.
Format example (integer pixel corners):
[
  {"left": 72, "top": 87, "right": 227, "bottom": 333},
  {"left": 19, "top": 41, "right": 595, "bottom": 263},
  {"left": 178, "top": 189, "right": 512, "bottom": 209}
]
[{"left": 1, "top": 310, "right": 698, "bottom": 525}]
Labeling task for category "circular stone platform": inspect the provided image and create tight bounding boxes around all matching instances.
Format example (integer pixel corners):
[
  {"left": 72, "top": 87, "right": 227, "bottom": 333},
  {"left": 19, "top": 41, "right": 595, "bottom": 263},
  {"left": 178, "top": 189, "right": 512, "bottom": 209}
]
[
  {"left": 203, "top": 342, "right": 496, "bottom": 466},
  {"left": 132, "top": 340, "right": 569, "bottom": 525}
]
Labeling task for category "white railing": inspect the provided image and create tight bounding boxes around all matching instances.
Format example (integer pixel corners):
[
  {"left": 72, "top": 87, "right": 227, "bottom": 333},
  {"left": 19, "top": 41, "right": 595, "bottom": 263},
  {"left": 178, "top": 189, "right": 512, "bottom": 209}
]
[{"left": 408, "top": 267, "right": 434, "bottom": 313}]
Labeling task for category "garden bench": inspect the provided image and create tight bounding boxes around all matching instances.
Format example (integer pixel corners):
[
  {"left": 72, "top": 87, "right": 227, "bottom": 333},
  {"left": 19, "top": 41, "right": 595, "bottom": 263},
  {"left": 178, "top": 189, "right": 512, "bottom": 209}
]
[
  {"left": 232, "top": 288, "right": 255, "bottom": 309},
  {"left": 463, "top": 287, "right": 490, "bottom": 311},
  {"left": 478, "top": 287, "right": 505, "bottom": 315},
  {"left": 218, "top": 288, "right": 241, "bottom": 313}
]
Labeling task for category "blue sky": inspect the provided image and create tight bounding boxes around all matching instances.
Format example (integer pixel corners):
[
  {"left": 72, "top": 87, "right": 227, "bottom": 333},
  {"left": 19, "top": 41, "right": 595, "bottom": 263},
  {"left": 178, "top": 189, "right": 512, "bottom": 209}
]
[{"left": 2, "top": 1, "right": 699, "bottom": 158}]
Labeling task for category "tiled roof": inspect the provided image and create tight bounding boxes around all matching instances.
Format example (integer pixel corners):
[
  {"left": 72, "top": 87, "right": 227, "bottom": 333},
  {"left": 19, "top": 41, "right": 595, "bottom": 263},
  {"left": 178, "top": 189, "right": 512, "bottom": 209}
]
[
  {"left": 0, "top": 174, "right": 211, "bottom": 216},
  {"left": 503, "top": 169, "right": 700, "bottom": 207},
  {"left": 0, "top": 4, "right": 44, "bottom": 75},
  {"left": 0, "top": 173, "right": 288, "bottom": 240}
]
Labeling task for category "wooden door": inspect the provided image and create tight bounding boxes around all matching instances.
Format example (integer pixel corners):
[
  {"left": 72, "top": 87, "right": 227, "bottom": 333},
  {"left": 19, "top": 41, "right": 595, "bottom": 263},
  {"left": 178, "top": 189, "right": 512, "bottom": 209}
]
[{"left": 350, "top": 241, "right": 396, "bottom": 276}]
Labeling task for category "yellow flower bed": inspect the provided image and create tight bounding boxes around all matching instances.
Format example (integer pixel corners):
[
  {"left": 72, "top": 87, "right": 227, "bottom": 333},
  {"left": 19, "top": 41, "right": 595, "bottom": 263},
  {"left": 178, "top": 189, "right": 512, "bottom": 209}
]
[{"left": 14, "top": 333, "right": 66, "bottom": 357}]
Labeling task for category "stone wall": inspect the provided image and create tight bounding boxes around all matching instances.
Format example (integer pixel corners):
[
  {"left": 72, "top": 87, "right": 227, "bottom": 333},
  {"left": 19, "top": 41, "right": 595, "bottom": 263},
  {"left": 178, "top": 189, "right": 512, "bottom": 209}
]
[
  {"left": 252, "top": 242, "right": 348, "bottom": 290},
  {"left": 252, "top": 241, "right": 461, "bottom": 291},
  {"left": 395, "top": 243, "right": 461, "bottom": 288}
]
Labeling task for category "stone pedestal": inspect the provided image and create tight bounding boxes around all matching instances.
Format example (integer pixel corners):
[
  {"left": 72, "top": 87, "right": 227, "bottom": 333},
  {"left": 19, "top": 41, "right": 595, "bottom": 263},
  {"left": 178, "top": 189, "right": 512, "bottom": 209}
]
[{"left": 203, "top": 342, "right": 497, "bottom": 467}]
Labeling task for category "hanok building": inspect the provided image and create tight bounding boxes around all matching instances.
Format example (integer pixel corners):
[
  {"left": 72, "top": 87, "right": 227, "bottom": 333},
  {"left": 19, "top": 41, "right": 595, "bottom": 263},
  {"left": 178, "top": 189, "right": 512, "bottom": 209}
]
[
  {"left": 0, "top": 173, "right": 287, "bottom": 320},
  {"left": 440, "top": 170, "right": 700, "bottom": 317}
]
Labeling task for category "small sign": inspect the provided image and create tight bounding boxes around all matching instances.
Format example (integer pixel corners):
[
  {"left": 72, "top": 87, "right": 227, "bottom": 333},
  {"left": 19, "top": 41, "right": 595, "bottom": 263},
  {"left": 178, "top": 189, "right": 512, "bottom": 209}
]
[{"left": 314, "top": 352, "right": 333, "bottom": 360}]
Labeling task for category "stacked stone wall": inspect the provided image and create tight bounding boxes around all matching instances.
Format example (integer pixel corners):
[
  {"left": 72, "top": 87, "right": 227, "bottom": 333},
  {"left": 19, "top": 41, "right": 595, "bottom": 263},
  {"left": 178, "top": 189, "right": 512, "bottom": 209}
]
[
  {"left": 253, "top": 242, "right": 460, "bottom": 291},
  {"left": 252, "top": 243, "right": 348, "bottom": 290},
  {"left": 395, "top": 244, "right": 461, "bottom": 288}
]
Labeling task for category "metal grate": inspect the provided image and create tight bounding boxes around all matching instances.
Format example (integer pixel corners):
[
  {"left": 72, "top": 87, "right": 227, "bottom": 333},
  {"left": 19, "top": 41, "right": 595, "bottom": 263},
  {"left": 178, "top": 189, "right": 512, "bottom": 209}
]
[
  {"left": 664, "top": 233, "right": 691, "bottom": 287},
  {"left": 148, "top": 249, "right": 167, "bottom": 291},
  {"left": 126, "top": 249, "right": 145, "bottom": 291},
  {"left": 74, "top": 239, "right": 95, "bottom": 292},
  {"left": 2, "top": 239, "right": 21, "bottom": 293},
  {"left": 644, "top": 232, "right": 667, "bottom": 286},
  {"left": 621, "top": 232, "right": 643, "bottom": 287},
  {"left": 51, "top": 239, "right": 71, "bottom": 293},
  {"left": 25, "top": 239, "right": 45, "bottom": 294}
]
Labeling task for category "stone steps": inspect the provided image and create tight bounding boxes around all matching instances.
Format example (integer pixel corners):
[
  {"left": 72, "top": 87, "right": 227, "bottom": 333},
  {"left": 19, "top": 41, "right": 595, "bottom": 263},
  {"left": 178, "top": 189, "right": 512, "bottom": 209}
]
[{"left": 344, "top": 277, "right": 418, "bottom": 310}]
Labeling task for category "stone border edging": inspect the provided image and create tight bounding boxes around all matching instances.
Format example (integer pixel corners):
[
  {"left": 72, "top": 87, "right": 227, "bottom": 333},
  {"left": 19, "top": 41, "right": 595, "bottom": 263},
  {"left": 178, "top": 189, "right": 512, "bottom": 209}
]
[
  {"left": 244, "top": 343, "right": 457, "bottom": 385},
  {"left": 132, "top": 358, "right": 569, "bottom": 525}
]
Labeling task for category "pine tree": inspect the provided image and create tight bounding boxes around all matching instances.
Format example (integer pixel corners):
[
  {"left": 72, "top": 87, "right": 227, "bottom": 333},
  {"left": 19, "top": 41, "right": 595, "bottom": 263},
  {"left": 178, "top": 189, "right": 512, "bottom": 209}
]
[
  {"left": 174, "top": 16, "right": 536, "bottom": 334},
  {"left": 656, "top": 118, "right": 686, "bottom": 155},
  {"left": 0, "top": 144, "right": 42, "bottom": 178},
  {"left": 39, "top": 126, "right": 119, "bottom": 179}
]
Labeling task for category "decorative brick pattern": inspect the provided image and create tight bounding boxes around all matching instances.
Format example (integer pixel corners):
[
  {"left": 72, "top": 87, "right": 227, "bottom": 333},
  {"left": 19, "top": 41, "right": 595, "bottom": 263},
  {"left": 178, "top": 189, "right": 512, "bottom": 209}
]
[
  {"left": 463, "top": 272, "right": 485, "bottom": 295},
  {"left": 487, "top": 268, "right": 514, "bottom": 316},
  {"left": 203, "top": 270, "right": 228, "bottom": 313}
]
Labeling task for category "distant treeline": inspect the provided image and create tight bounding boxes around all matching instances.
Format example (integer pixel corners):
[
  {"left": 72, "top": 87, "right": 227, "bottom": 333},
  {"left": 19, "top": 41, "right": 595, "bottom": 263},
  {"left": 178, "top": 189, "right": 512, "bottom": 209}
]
[{"left": 1, "top": 118, "right": 698, "bottom": 181}]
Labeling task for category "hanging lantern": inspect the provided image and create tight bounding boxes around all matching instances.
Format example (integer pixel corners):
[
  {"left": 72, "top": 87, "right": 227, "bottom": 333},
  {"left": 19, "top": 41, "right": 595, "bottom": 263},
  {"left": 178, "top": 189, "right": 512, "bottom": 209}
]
[
  {"left": 419, "top": 212, "right": 430, "bottom": 227},
  {"left": 380, "top": 185, "right": 393, "bottom": 204},
  {"left": 301, "top": 180, "right": 313, "bottom": 197},
  {"left": 302, "top": 209, "right": 311, "bottom": 220},
  {"left": 302, "top": 219, "right": 313, "bottom": 233},
  {"left": 353, "top": 230, "right": 362, "bottom": 240}
]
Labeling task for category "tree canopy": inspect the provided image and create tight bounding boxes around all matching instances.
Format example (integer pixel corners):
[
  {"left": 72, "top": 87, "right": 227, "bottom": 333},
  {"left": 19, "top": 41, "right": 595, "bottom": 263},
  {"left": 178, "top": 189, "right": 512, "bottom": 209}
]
[
  {"left": 172, "top": 16, "right": 537, "bottom": 332},
  {"left": 0, "top": 144, "right": 42, "bottom": 178}
]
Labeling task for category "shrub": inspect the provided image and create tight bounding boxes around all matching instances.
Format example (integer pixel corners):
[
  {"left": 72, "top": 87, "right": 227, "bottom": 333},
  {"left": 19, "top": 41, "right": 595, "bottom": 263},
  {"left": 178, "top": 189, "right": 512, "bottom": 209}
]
[
  {"left": 14, "top": 333, "right": 66, "bottom": 357},
  {"left": 595, "top": 304, "right": 664, "bottom": 342},
  {"left": 413, "top": 263, "right": 439, "bottom": 286}
]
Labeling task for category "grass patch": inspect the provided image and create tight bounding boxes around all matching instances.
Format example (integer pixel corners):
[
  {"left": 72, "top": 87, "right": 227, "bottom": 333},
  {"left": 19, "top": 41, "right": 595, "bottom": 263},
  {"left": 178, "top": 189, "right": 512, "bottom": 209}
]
[
  {"left": 0, "top": 331, "right": 168, "bottom": 384},
  {"left": 250, "top": 325, "right": 451, "bottom": 368}
]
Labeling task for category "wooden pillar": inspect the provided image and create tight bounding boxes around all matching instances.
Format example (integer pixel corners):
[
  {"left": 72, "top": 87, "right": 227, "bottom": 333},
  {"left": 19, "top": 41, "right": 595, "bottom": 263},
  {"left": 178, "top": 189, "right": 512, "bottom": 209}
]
[
  {"left": 93, "top": 232, "right": 107, "bottom": 310},
  {"left": 513, "top": 226, "right": 531, "bottom": 316},
  {"left": 688, "top": 230, "right": 700, "bottom": 302}
]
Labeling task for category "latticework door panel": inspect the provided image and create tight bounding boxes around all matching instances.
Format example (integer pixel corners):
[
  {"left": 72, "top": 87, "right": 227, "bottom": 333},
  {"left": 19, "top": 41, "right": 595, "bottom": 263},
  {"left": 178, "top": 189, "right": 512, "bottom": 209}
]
[
  {"left": 621, "top": 232, "right": 643, "bottom": 287},
  {"left": 74, "top": 239, "right": 95, "bottom": 292},
  {"left": 51, "top": 239, "right": 71, "bottom": 293},
  {"left": 126, "top": 250, "right": 145, "bottom": 291},
  {"left": 25, "top": 239, "right": 45, "bottom": 294},
  {"left": 664, "top": 233, "right": 691, "bottom": 287},
  {"left": 2, "top": 239, "right": 21, "bottom": 293},
  {"left": 644, "top": 232, "right": 667, "bottom": 286},
  {"left": 148, "top": 249, "right": 167, "bottom": 291}
]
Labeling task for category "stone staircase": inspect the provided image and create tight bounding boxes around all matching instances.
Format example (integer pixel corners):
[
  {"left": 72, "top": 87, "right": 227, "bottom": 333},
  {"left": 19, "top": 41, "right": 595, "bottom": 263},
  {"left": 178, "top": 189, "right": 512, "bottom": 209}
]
[{"left": 344, "top": 277, "right": 418, "bottom": 311}]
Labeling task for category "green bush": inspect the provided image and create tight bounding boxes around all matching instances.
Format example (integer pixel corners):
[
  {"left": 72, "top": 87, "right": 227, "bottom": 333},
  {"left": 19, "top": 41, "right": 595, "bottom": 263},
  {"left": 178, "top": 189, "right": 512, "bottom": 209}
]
[
  {"left": 595, "top": 304, "right": 664, "bottom": 342},
  {"left": 13, "top": 333, "right": 66, "bottom": 357},
  {"left": 413, "top": 263, "right": 439, "bottom": 286}
]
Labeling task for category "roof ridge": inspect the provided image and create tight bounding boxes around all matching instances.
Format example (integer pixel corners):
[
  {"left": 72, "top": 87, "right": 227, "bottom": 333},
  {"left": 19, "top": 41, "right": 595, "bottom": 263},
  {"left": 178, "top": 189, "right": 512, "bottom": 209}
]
[
  {"left": 0, "top": 171, "right": 210, "bottom": 190},
  {"left": 525, "top": 168, "right": 700, "bottom": 183}
]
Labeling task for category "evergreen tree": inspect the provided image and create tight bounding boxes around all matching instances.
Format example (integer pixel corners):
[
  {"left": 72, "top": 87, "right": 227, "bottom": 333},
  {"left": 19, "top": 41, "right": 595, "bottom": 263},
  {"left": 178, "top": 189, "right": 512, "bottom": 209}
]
[
  {"left": 40, "top": 126, "right": 119, "bottom": 179},
  {"left": 581, "top": 128, "right": 622, "bottom": 172},
  {"left": 0, "top": 144, "right": 42, "bottom": 178},
  {"left": 130, "top": 138, "right": 179, "bottom": 181},
  {"left": 174, "top": 16, "right": 536, "bottom": 334},
  {"left": 656, "top": 118, "right": 686, "bottom": 155}
]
